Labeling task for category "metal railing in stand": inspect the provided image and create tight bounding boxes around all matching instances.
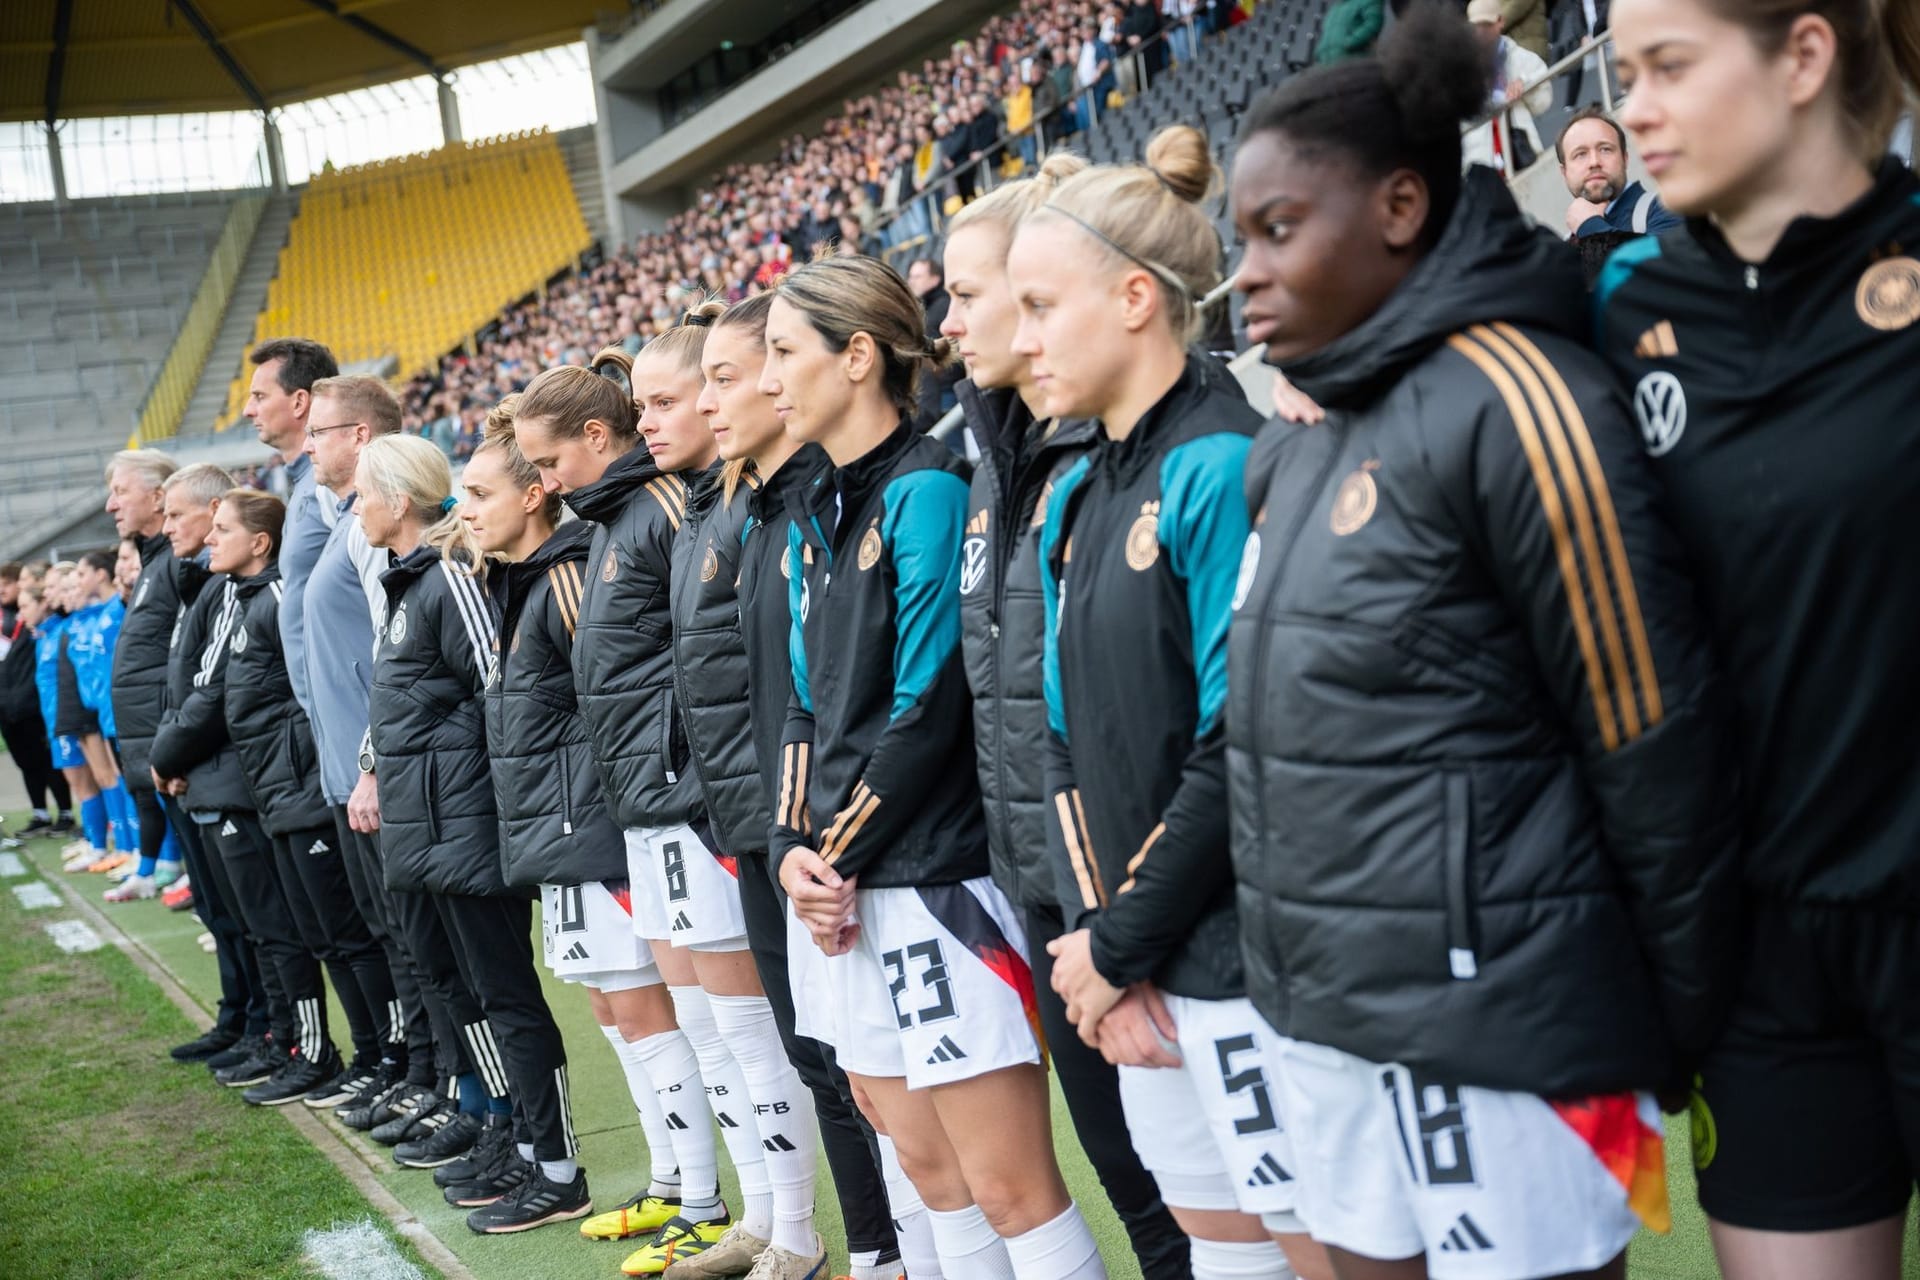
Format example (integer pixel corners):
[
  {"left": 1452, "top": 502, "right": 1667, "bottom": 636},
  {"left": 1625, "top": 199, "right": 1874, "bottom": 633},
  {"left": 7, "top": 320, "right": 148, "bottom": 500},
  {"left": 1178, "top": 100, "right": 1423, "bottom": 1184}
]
[
  {"left": 877, "top": 11, "right": 1210, "bottom": 264},
  {"left": 1476, "top": 33, "right": 1617, "bottom": 179}
]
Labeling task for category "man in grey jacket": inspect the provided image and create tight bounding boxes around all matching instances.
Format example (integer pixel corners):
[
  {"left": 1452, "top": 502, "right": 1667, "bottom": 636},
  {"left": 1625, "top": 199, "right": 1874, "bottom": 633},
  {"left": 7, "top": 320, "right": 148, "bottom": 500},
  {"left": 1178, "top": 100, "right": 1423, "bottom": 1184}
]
[{"left": 299, "top": 374, "right": 478, "bottom": 1141}]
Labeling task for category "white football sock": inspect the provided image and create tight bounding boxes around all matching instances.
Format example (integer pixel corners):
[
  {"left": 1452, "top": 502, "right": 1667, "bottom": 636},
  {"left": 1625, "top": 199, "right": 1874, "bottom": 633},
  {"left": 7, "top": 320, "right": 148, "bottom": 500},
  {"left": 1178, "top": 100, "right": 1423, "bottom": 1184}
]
[
  {"left": 631, "top": 1025, "right": 719, "bottom": 1211},
  {"left": 1005, "top": 1202, "right": 1105, "bottom": 1278},
  {"left": 926, "top": 1203, "right": 1014, "bottom": 1279},
  {"left": 710, "top": 992, "right": 819, "bottom": 1253},
  {"left": 877, "top": 1133, "right": 944, "bottom": 1280},
  {"left": 598, "top": 1022, "right": 681, "bottom": 1196},
  {"left": 669, "top": 985, "right": 772, "bottom": 1235}
]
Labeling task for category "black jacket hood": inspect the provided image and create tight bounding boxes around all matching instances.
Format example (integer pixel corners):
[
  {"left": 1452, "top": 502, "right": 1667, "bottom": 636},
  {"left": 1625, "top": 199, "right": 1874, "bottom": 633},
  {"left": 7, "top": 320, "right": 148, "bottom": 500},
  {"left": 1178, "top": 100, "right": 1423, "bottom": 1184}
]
[
  {"left": 563, "top": 443, "right": 667, "bottom": 526},
  {"left": 1277, "top": 167, "right": 1585, "bottom": 409}
]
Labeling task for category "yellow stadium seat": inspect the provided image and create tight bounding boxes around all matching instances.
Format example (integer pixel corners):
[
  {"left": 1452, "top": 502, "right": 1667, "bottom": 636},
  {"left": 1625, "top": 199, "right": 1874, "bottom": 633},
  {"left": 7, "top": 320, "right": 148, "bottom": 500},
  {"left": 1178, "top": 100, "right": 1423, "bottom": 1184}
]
[{"left": 221, "top": 130, "right": 590, "bottom": 423}]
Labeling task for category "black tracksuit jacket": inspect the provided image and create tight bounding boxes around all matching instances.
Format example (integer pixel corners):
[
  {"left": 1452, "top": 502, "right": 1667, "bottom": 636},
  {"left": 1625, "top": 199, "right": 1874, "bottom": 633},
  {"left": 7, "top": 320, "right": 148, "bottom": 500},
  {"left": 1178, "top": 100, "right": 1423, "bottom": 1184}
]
[
  {"left": 1227, "top": 168, "right": 1741, "bottom": 1096},
  {"left": 956, "top": 381, "right": 1097, "bottom": 910},
  {"left": 739, "top": 447, "right": 833, "bottom": 851},
  {"left": 484, "top": 521, "right": 627, "bottom": 888},
  {"left": 669, "top": 464, "right": 766, "bottom": 856},
  {"left": 1595, "top": 156, "right": 1920, "bottom": 911},
  {"left": 769, "top": 425, "right": 987, "bottom": 888},
  {"left": 111, "top": 530, "right": 180, "bottom": 789},
  {"left": 226, "top": 567, "right": 333, "bottom": 836},
  {"left": 372, "top": 546, "right": 508, "bottom": 897},
  {"left": 1038, "top": 355, "right": 1263, "bottom": 1000},
  {"left": 565, "top": 446, "right": 704, "bottom": 832},
  {"left": 148, "top": 560, "right": 253, "bottom": 814}
]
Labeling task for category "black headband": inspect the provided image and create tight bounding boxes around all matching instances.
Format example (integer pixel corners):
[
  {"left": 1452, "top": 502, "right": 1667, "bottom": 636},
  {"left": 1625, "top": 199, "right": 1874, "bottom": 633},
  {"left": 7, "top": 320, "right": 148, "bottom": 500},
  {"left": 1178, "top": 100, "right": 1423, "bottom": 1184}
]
[
  {"left": 680, "top": 309, "right": 714, "bottom": 328},
  {"left": 1048, "top": 207, "right": 1200, "bottom": 302}
]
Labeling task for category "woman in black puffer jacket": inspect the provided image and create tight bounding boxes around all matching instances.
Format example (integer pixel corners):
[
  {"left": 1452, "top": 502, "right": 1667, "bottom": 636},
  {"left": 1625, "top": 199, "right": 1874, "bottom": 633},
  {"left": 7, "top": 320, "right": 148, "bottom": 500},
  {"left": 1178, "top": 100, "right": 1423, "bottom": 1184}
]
[
  {"left": 358, "top": 433, "right": 588, "bottom": 1235},
  {"left": 226, "top": 491, "right": 395, "bottom": 1108}
]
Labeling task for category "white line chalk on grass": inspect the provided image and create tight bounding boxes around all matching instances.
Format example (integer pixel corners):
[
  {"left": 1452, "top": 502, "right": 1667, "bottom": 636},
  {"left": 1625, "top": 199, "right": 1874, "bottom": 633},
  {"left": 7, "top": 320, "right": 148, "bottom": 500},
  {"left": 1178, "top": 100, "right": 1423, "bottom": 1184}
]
[
  {"left": 302, "top": 1220, "right": 428, "bottom": 1280},
  {"left": 45, "top": 919, "right": 104, "bottom": 952},
  {"left": 13, "top": 880, "right": 61, "bottom": 909},
  {"left": 0, "top": 851, "right": 28, "bottom": 876}
]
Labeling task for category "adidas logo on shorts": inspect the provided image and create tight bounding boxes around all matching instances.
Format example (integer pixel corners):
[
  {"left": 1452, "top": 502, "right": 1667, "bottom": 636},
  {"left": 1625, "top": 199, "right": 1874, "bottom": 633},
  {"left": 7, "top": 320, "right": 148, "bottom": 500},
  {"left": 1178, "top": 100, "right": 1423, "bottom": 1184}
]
[
  {"left": 924, "top": 1035, "right": 967, "bottom": 1065},
  {"left": 561, "top": 941, "right": 590, "bottom": 963},
  {"left": 1437, "top": 1213, "right": 1494, "bottom": 1253},
  {"left": 307, "top": 840, "right": 330, "bottom": 856},
  {"left": 670, "top": 911, "right": 693, "bottom": 932},
  {"left": 1246, "top": 1153, "right": 1292, "bottom": 1188}
]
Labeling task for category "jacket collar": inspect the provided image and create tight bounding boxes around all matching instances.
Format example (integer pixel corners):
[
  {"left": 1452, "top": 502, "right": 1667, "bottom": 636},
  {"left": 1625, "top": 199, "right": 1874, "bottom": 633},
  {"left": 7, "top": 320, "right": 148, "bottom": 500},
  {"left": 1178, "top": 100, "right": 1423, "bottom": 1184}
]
[
  {"left": 230, "top": 563, "right": 282, "bottom": 600},
  {"left": 1687, "top": 156, "right": 1918, "bottom": 280},
  {"left": 519, "top": 519, "right": 595, "bottom": 574},
  {"left": 748, "top": 444, "right": 831, "bottom": 524},
  {"left": 1096, "top": 353, "right": 1209, "bottom": 470},
  {"left": 136, "top": 528, "right": 170, "bottom": 566},
  {"left": 684, "top": 460, "right": 723, "bottom": 520},
  {"left": 957, "top": 379, "right": 1096, "bottom": 473},
  {"left": 562, "top": 443, "right": 666, "bottom": 525},
  {"left": 829, "top": 419, "right": 918, "bottom": 503}
]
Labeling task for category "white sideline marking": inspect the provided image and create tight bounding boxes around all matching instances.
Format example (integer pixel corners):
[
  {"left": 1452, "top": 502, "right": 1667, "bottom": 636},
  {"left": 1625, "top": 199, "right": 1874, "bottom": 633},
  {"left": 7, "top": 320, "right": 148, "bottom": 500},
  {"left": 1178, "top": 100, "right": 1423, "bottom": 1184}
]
[
  {"left": 0, "top": 852, "right": 27, "bottom": 876},
  {"left": 45, "top": 919, "right": 103, "bottom": 952},
  {"left": 13, "top": 881, "right": 60, "bottom": 909},
  {"left": 301, "top": 1220, "right": 427, "bottom": 1280}
]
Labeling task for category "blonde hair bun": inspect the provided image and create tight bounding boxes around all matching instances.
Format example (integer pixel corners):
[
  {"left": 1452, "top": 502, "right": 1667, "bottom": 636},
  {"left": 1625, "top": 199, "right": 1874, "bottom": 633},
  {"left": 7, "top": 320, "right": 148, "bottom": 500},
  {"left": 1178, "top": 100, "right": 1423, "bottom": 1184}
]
[{"left": 1143, "top": 125, "right": 1219, "bottom": 206}]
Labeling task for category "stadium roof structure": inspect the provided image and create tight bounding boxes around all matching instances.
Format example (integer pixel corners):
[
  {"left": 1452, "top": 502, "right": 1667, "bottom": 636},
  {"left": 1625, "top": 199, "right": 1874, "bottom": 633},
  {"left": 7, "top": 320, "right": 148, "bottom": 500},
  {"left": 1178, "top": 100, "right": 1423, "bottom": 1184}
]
[{"left": 1, "top": 0, "right": 619, "bottom": 124}]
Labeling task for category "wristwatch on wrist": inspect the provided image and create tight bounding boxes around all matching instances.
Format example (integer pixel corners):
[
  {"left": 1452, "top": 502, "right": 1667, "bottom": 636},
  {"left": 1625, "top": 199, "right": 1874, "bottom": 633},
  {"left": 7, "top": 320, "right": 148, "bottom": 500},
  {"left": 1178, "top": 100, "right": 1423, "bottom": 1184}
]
[{"left": 358, "top": 735, "right": 376, "bottom": 775}]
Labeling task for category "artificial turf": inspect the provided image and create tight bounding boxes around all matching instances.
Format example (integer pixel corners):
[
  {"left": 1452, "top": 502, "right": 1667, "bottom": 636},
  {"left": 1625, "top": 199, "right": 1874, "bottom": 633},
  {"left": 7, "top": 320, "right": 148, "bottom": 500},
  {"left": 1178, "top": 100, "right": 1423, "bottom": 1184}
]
[
  {"left": 8, "top": 816, "right": 1917, "bottom": 1279},
  {"left": 0, "top": 839, "right": 430, "bottom": 1280}
]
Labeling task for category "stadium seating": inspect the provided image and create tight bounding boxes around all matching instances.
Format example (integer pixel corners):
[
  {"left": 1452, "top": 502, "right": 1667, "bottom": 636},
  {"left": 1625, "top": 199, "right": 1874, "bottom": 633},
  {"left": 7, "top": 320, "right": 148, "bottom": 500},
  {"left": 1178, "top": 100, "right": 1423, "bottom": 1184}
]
[
  {"left": 220, "top": 130, "right": 591, "bottom": 425},
  {"left": 0, "top": 194, "right": 236, "bottom": 458}
]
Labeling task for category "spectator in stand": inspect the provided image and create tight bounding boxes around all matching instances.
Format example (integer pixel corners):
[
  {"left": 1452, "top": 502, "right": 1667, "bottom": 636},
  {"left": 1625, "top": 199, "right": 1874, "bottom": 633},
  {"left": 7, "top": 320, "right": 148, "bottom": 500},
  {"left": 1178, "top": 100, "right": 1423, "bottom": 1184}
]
[
  {"left": 907, "top": 257, "right": 961, "bottom": 433},
  {"left": 1463, "top": 0, "right": 1553, "bottom": 169},
  {"left": 1558, "top": 106, "right": 1683, "bottom": 239},
  {"left": 1499, "top": 0, "right": 1551, "bottom": 59}
]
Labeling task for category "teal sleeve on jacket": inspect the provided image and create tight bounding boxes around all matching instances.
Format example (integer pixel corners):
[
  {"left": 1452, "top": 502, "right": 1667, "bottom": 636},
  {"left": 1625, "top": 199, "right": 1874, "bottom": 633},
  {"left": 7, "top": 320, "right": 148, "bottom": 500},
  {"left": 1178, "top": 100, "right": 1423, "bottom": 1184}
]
[
  {"left": 879, "top": 469, "right": 969, "bottom": 719},
  {"left": 785, "top": 520, "right": 812, "bottom": 716},
  {"left": 1160, "top": 434, "right": 1253, "bottom": 736},
  {"left": 1591, "top": 234, "right": 1664, "bottom": 348},
  {"left": 1038, "top": 456, "right": 1092, "bottom": 742}
]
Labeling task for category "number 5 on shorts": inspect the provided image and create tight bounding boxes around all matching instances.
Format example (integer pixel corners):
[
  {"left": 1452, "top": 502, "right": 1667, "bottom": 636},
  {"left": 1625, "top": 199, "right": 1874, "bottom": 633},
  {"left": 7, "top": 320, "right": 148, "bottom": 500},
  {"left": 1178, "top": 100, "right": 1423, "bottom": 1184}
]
[
  {"left": 1215, "top": 1035, "right": 1280, "bottom": 1136},
  {"left": 883, "top": 939, "right": 959, "bottom": 1029}
]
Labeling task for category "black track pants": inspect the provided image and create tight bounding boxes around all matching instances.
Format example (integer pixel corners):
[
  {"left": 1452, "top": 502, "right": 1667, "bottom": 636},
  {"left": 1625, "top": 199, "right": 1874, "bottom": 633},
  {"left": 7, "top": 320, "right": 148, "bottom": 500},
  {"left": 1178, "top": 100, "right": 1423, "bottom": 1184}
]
[{"left": 206, "top": 810, "right": 321, "bottom": 1054}]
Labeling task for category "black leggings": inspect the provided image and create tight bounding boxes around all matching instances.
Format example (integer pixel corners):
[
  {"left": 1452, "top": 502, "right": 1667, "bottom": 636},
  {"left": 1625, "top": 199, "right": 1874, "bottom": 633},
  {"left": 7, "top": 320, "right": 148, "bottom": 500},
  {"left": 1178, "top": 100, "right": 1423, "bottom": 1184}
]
[
  {"left": 206, "top": 810, "right": 322, "bottom": 1055},
  {"left": 269, "top": 825, "right": 396, "bottom": 1066},
  {"left": 739, "top": 850, "right": 900, "bottom": 1260},
  {"left": 332, "top": 807, "right": 431, "bottom": 1072},
  {"left": 434, "top": 893, "right": 574, "bottom": 1162},
  {"left": 1029, "top": 903, "right": 1192, "bottom": 1280},
  {"left": 130, "top": 783, "right": 167, "bottom": 864},
  {"left": 0, "top": 714, "right": 69, "bottom": 815},
  {"left": 167, "top": 804, "right": 266, "bottom": 1036}
]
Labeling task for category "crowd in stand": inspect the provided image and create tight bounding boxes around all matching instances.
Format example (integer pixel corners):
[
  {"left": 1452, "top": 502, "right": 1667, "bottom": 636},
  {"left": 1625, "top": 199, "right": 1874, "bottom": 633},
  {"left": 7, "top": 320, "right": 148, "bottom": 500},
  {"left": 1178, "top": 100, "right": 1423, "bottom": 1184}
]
[
  {"left": 401, "top": 0, "right": 1249, "bottom": 440},
  {"left": 9, "top": 4, "right": 1917, "bottom": 1280}
]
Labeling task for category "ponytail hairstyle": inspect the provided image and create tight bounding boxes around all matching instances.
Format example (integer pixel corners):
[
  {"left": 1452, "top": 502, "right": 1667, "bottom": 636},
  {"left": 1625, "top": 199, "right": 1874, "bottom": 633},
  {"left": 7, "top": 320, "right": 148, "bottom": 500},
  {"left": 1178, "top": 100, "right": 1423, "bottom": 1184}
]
[
  {"left": 773, "top": 255, "right": 957, "bottom": 418},
  {"left": 79, "top": 549, "right": 117, "bottom": 578},
  {"left": 1700, "top": 0, "right": 1920, "bottom": 162},
  {"left": 1033, "top": 126, "right": 1221, "bottom": 343},
  {"left": 219, "top": 489, "right": 287, "bottom": 561},
  {"left": 478, "top": 393, "right": 564, "bottom": 529},
  {"left": 1238, "top": 3, "right": 1490, "bottom": 250},
  {"left": 357, "top": 434, "right": 484, "bottom": 575},
  {"left": 711, "top": 292, "right": 780, "bottom": 507},
  {"left": 644, "top": 297, "right": 729, "bottom": 377},
  {"left": 947, "top": 150, "right": 1091, "bottom": 250},
  {"left": 516, "top": 346, "right": 642, "bottom": 446}
]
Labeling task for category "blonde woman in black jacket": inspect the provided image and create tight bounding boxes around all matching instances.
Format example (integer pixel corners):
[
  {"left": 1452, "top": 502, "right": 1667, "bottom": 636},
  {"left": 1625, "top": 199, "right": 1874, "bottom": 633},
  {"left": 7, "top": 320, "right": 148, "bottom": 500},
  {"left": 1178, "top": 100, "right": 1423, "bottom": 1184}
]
[{"left": 359, "top": 433, "right": 588, "bottom": 1236}]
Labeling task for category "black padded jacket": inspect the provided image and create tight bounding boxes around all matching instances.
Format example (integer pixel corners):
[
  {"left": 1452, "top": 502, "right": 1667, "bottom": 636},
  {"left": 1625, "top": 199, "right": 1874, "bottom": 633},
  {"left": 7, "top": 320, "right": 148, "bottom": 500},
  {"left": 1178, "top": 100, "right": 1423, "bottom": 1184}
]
[
  {"left": 148, "top": 560, "right": 252, "bottom": 814},
  {"left": 225, "top": 567, "right": 333, "bottom": 836},
  {"left": 956, "top": 381, "right": 1096, "bottom": 910},
  {"left": 1226, "top": 169, "right": 1742, "bottom": 1096},
  {"left": 372, "top": 546, "right": 508, "bottom": 897},
  {"left": 111, "top": 530, "right": 180, "bottom": 790},
  {"left": 669, "top": 464, "right": 765, "bottom": 856},
  {"left": 565, "top": 446, "right": 703, "bottom": 832},
  {"left": 485, "top": 521, "right": 626, "bottom": 888}
]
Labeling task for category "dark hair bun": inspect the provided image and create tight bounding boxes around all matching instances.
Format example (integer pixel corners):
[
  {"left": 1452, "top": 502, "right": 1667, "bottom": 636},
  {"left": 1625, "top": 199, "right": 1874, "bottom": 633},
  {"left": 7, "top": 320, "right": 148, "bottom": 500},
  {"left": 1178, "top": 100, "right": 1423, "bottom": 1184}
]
[{"left": 1379, "top": 2, "right": 1494, "bottom": 139}]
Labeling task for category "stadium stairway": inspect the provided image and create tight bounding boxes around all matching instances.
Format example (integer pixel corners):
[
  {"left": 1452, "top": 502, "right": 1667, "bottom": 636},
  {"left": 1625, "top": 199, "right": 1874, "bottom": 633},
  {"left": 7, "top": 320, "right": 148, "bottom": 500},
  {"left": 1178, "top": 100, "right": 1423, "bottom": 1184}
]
[
  {"left": 174, "top": 192, "right": 300, "bottom": 437},
  {"left": 558, "top": 124, "right": 608, "bottom": 248}
]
